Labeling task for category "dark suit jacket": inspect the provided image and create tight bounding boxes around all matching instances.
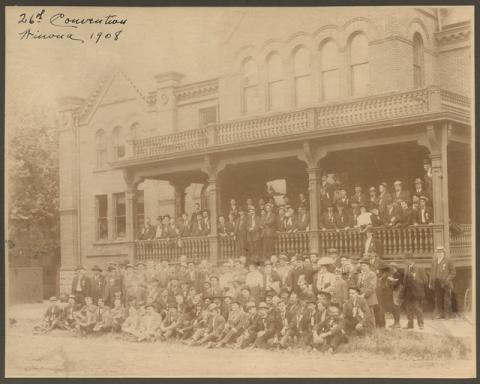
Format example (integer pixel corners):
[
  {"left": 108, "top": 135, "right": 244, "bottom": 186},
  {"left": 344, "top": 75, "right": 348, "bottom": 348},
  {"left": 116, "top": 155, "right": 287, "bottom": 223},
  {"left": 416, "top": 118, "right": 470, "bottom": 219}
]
[
  {"left": 190, "top": 220, "right": 205, "bottom": 236},
  {"left": 91, "top": 274, "right": 105, "bottom": 301},
  {"left": 343, "top": 296, "right": 375, "bottom": 329},
  {"left": 381, "top": 206, "right": 400, "bottom": 226},
  {"left": 71, "top": 275, "right": 91, "bottom": 296},
  {"left": 139, "top": 224, "right": 156, "bottom": 240},
  {"left": 296, "top": 212, "right": 310, "bottom": 231},
  {"left": 246, "top": 215, "right": 262, "bottom": 242},
  {"left": 356, "top": 270, "right": 378, "bottom": 306},
  {"left": 263, "top": 212, "right": 277, "bottom": 237},
  {"left": 393, "top": 190, "right": 411, "bottom": 204},
  {"left": 378, "top": 192, "right": 393, "bottom": 214},
  {"left": 430, "top": 257, "right": 456, "bottom": 288},
  {"left": 415, "top": 207, "right": 433, "bottom": 224},
  {"left": 322, "top": 213, "right": 336, "bottom": 229},
  {"left": 334, "top": 210, "right": 352, "bottom": 229}
]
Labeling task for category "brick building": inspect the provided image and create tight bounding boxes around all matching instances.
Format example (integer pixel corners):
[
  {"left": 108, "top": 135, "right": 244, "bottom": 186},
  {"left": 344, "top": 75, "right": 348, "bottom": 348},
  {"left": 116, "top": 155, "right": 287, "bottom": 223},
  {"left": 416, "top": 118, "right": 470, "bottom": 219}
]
[{"left": 57, "top": 7, "right": 472, "bottom": 294}]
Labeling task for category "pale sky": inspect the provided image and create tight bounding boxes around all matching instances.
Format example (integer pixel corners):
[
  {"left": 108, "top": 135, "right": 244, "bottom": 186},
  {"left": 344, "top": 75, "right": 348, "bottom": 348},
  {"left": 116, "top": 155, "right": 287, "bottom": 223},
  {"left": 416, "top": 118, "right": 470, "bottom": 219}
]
[{"left": 6, "top": 7, "right": 233, "bottom": 113}]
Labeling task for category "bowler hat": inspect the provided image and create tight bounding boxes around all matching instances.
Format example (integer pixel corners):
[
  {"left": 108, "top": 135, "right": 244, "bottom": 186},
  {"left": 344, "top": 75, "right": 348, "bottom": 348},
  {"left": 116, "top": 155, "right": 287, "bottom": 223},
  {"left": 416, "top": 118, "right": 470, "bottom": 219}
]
[
  {"left": 394, "top": 180, "right": 402, "bottom": 185},
  {"left": 419, "top": 196, "right": 429, "bottom": 202},
  {"left": 257, "top": 302, "right": 269, "bottom": 309},
  {"left": 317, "top": 290, "right": 331, "bottom": 298},
  {"left": 91, "top": 265, "right": 102, "bottom": 272},
  {"left": 380, "top": 182, "right": 388, "bottom": 188}
]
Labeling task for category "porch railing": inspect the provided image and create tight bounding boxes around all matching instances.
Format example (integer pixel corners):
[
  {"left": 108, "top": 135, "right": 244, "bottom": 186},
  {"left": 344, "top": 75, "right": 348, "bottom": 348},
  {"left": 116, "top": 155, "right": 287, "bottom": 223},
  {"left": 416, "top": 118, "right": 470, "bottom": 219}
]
[
  {"left": 121, "top": 87, "right": 470, "bottom": 161},
  {"left": 450, "top": 224, "right": 472, "bottom": 258},
  {"left": 318, "top": 225, "right": 436, "bottom": 258},
  {"left": 135, "top": 236, "right": 210, "bottom": 264},
  {"left": 134, "top": 224, "right": 473, "bottom": 263}
]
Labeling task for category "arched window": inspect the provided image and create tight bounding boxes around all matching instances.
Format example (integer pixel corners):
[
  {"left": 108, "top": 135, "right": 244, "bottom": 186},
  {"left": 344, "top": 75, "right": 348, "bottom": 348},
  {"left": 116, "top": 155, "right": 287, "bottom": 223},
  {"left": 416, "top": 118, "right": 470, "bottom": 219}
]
[
  {"left": 130, "top": 122, "right": 140, "bottom": 140},
  {"left": 413, "top": 33, "right": 424, "bottom": 88},
  {"left": 320, "top": 40, "right": 340, "bottom": 100},
  {"left": 293, "top": 46, "right": 311, "bottom": 106},
  {"left": 242, "top": 58, "right": 260, "bottom": 114},
  {"left": 112, "top": 126, "right": 125, "bottom": 160},
  {"left": 95, "top": 129, "right": 107, "bottom": 168},
  {"left": 349, "top": 33, "right": 369, "bottom": 96},
  {"left": 267, "top": 52, "right": 284, "bottom": 110}
]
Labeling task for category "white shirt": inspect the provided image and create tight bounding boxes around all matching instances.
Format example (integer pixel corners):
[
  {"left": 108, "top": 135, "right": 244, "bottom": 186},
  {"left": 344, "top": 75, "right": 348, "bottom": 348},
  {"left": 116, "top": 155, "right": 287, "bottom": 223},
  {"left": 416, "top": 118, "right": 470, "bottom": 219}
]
[
  {"left": 357, "top": 212, "right": 372, "bottom": 227},
  {"left": 364, "top": 237, "right": 373, "bottom": 254}
]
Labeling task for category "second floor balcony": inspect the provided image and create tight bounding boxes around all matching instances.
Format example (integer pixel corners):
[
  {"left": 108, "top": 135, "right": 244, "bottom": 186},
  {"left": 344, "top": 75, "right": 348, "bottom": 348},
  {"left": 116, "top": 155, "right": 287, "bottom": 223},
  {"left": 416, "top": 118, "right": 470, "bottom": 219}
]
[{"left": 113, "top": 86, "right": 470, "bottom": 166}]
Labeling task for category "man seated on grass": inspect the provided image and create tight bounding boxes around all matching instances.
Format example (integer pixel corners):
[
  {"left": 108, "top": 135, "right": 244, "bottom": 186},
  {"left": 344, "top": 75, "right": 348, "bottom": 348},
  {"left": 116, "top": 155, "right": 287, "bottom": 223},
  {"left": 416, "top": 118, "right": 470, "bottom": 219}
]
[
  {"left": 158, "top": 303, "right": 180, "bottom": 341},
  {"left": 93, "top": 298, "right": 112, "bottom": 334},
  {"left": 109, "top": 298, "right": 126, "bottom": 332},
  {"left": 74, "top": 296, "right": 98, "bottom": 336},
  {"left": 313, "top": 303, "right": 347, "bottom": 353},
  {"left": 214, "top": 301, "right": 247, "bottom": 348},
  {"left": 137, "top": 303, "right": 162, "bottom": 342},
  {"left": 121, "top": 305, "right": 141, "bottom": 340},
  {"left": 343, "top": 286, "right": 375, "bottom": 335},
  {"left": 33, "top": 296, "right": 63, "bottom": 334},
  {"left": 61, "top": 294, "right": 79, "bottom": 330},
  {"left": 197, "top": 304, "right": 226, "bottom": 347},
  {"left": 185, "top": 307, "right": 210, "bottom": 345}
]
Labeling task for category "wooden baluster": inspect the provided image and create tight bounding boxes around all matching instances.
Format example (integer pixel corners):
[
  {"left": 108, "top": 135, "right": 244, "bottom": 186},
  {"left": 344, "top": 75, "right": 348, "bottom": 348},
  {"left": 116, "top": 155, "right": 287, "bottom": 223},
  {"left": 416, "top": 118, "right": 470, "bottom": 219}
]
[
  {"left": 399, "top": 227, "right": 405, "bottom": 254},
  {"left": 418, "top": 227, "right": 424, "bottom": 254},
  {"left": 385, "top": 229, "right": 391, "bottom": 255}
]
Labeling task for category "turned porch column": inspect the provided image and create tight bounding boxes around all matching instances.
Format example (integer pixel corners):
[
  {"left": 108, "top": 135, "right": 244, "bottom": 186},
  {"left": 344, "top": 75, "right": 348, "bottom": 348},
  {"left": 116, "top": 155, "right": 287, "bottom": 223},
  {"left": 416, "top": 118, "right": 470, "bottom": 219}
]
[{"left": 307, "top": 166, "right": 321, "bottom": 254}]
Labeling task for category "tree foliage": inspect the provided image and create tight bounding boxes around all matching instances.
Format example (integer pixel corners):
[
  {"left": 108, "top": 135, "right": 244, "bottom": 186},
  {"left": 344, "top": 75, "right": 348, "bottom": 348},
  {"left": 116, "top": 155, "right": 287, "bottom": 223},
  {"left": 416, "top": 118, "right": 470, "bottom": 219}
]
[{"left": 7, "top": 105, "right": 60, "bottom": 267}]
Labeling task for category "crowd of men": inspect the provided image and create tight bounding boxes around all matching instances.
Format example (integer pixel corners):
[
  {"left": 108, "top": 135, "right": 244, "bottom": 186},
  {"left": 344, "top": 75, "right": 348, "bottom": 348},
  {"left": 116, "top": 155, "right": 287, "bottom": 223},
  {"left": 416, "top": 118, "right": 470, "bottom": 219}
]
[
  {"left": 137, "top": 159, "right": 435, "bottom": 261},
  {"left": 34, "top": 239, "right": 457, "bottom": 354}
]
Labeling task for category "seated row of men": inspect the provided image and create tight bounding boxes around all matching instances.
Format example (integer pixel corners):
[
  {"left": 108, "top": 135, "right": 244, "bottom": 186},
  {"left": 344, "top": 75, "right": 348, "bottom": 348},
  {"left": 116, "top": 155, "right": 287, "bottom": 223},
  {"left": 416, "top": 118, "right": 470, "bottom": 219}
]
[{"left": 35, "top": 281, "right": 376, "bottom": 353}]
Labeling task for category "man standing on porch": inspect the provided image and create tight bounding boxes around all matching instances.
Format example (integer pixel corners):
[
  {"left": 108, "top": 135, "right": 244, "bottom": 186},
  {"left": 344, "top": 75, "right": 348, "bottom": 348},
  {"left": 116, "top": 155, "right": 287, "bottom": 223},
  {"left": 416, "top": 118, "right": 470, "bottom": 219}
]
[
  {"left": 262, "top": 203, "right": 277, "bottom": 261},
  {"left": 247, "top": 208, "right": 262, "bottom": 262}
]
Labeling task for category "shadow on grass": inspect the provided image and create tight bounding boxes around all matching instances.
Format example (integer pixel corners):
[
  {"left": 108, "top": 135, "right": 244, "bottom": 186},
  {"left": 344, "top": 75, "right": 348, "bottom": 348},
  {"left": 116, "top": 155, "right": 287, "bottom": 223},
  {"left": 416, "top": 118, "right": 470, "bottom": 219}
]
[{"left": 338, "top": 329, "right": 472, "bottom": 360}]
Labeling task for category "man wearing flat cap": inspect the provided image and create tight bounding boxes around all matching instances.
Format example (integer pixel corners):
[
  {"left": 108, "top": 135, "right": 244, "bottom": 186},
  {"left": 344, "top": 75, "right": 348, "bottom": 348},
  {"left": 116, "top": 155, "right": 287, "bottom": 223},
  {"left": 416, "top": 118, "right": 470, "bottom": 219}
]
[{"left": 33, "top": 296, "right": 63, "bottom": 334}]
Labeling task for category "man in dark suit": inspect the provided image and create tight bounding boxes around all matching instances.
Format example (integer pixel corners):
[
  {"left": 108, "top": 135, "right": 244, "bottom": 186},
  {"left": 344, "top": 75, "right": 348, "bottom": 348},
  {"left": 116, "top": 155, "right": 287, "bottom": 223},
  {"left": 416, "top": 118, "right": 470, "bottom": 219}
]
[
  {"left": 246, "top": 208, "right": 262, "bottom": 262},
  {"left": 404, "top": 258, "right": 428, "bottom": 329},
  {"left": 178, "top": 212, "right": 192, "bottom": 237},
  {"left": 139, "top": 217, "right": 156, "bottom": 240},
  {"left": 378, "top": 182, "right": 393, "bottom": 215},
  {"left": 429, "top": 246, "right": 456, "bottom": 319},
  {"left": 235, "top": 210, "right": 249, "bottom": 257},
  {"left": 362, "top": 226, "right": 383, "bottom": 257},
  {"left": 71, "top": 266, "right": 91, "bottom": 304},
  {"left": 343, "top": 286, "right": 375, "bottom": 335},
  {"left": 423, "top": 158, "right": 433, "bottom": 200},
  {"left": 350, "top": 185, "right": 367, "bottom": 206},
  {"left": 414, "top": 196, "right": 433, "bottom": 225},
  {"left": 392, "top": 180, "right": 411, "bottom": 207},
  {"left": 262, "top": 203, "right": 277, "bottom": 260},
  {"left": 382, "top": 201, "right": 400, "bottom": 227},
  {"left": 322, "top": 205, "right": 336, "bottom": 230},
  {"left": 296, "top": 206, "right": 310, "bottom": 231},
  {"left": 190, "top": 213, "right": 205, "bottom": 236},
  {"left": 90, "top": 265, "right": 105, "bottom": 305},
  {"left": 334, "top": 202, "right": 351, "bottom": 229},
  {"left": 397, "top": 200, "right": 414, "bottom": 227},
  {"left": 357, "top": 258, "right": 381, "bottom": 327},
  {"left": 412, "top": 178, "right": 428, "bottom": 200},
  {"left": 367, "top": 186, "right": 379, "bottom": 211}
]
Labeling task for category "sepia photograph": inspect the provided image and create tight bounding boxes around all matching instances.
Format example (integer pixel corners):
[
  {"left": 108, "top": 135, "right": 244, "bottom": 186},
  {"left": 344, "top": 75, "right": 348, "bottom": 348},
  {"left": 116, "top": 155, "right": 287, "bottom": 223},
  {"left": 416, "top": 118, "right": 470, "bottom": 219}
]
[{"left": 4, "top": 5, "right": 475, "bottom": 378}]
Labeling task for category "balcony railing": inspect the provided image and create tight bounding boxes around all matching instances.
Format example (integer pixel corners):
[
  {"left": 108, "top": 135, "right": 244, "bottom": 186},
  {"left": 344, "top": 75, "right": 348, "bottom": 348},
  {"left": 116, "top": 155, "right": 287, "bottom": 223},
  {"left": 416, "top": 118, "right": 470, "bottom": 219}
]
[
  {"left": 134, "top": 224, "right": 472, "bottom": 264},
  {"left": 121, "top": 87, "right": 470, "bottom": 162},
  {"left": 135, "top": 236, "right": 210, "bottom": 264},
  {"left": 450, "top": 224, "right": 472, "bottom": 259}
]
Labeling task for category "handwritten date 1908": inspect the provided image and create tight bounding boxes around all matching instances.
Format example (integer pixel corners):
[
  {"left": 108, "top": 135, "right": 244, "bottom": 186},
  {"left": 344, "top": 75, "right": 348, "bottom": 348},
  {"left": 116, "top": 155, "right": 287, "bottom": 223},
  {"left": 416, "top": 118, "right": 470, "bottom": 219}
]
[{"left": 90, "top": 30, "right": 122, "bottom": 44}]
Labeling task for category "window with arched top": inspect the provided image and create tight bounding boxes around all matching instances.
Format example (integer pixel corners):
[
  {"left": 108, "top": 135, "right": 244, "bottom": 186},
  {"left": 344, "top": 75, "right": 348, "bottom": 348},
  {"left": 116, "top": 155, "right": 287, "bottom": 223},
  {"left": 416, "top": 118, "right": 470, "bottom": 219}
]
[
  {"left": 112, "top": 126, "right": 125, "bottom": 160},
  {"left": 349, "top": 33, "right": 369, "bottom": 96},
  {"left": 293, "top": 46, "right": 311, "bottom": 106},
  {"left": 413, "top": 33, "right": 424, "bottom": 88},
  {"left": 242, "top": 58, "right": 260, "bottom": 113},
  {"left": 320, "top": 40, "right": 340, "bottom": 100},
  {"left": 130, "top": 122, "right": 140, "bottom": 140},
  {"left": 95, "top": 129, "right": 107, "bottom": 168},
  {"left": 267, "top": 52, "right": 284, "bottom": 110}
]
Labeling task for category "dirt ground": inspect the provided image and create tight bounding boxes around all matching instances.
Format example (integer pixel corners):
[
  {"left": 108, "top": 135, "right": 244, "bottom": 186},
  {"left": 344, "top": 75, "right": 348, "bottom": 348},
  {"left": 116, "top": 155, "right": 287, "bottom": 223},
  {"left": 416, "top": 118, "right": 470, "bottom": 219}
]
[{"left": 5, "top": 302, "right": 476, "bottom": 378}]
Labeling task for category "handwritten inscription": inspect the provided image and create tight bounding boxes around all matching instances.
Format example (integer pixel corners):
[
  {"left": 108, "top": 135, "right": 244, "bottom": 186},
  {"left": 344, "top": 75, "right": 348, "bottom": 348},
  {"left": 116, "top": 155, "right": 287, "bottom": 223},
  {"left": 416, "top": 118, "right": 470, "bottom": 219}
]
[{"left": 17, "top": 9, "right": 126, "bottom": 44}]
